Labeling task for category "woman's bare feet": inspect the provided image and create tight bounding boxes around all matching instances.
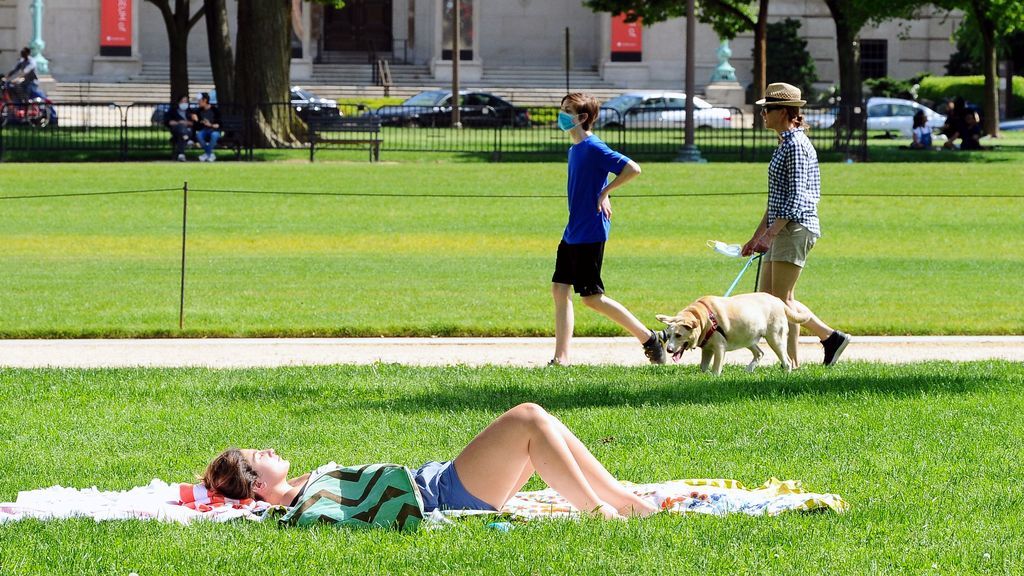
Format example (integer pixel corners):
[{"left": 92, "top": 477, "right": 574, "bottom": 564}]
[
  {"left": 596, "top": 503, "right": 626, "bottom": 520},
  {"left": 617, "top": 499, "right": 659, "bottom": 518}
]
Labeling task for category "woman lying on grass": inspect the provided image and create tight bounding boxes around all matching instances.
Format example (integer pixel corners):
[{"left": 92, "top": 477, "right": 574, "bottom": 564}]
[{"left": 204, "top": 403, "right": 658, "bottom": 520}]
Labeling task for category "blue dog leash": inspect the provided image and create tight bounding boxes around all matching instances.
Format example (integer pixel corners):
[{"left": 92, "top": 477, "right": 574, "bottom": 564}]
[{"left": 724, "top": 253, "right": 763, "bottom": 297}]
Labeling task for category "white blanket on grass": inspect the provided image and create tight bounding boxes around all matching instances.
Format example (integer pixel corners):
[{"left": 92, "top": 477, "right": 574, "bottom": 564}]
[
  {"left": 0, "top": 477, "right": 847, "bottom": 525},
  {"left": 0, "top": 479, "right": 270, "bottom": 525}
]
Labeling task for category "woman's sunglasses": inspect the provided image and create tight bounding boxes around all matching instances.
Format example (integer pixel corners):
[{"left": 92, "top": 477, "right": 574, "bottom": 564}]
[{"left": 761, "top": 105, "right": 784, "bottom": 113}]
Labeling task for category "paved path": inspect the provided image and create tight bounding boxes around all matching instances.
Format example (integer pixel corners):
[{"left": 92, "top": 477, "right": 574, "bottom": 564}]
[{"left": 0, "top": 336, "right": 1021, "bottom": 369}]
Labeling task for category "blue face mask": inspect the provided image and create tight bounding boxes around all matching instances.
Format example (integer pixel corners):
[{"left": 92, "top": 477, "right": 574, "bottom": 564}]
[{"left": 558, "top": 111, "right": 579, "bottom": 131}]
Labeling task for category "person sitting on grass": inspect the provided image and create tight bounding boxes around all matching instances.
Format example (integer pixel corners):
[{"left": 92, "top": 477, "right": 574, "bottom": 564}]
[
  {"left": 191, "top": 92, "right": 222, "bottom": 162},
  {"left": 910, "top": 110, "right": 932, "bottom": 150},
  {"left": 203, "top": 403, "right": 659, "bottom": 519},
  {"left": 959, "top": 111, "right": 984, "bottom": 151}
]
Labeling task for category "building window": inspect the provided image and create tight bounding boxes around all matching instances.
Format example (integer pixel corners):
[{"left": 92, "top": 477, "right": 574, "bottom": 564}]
[{"left": 860, "top": 39, "right": 887, "bottom": 80}]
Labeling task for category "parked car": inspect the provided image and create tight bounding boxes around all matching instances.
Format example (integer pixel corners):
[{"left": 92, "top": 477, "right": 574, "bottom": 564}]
[
  {"left": 594, "top": 91, "right": 734, "bottom": 129},
  {"left": 866, "top": 97, "right": 945, "bottom": 137},
  {"left": 374, "top": 90, "right": 531, "bottom": 128},
  {"left": 150, "top": 87, "right": 339, "bottom": 125},
  {"left": 804, "top": 107, "right": 838, "bottom": 129},
  {"left": 290, "top": 86, "right": 340, "bottom": 121},
  {"left": 999, "top": 118, "right": 1024, "bottom": 131}
]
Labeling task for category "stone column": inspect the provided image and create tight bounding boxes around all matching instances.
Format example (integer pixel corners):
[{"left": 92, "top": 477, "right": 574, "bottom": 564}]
[{"left": 290, "top": 0, "right": 313, "bottom": 81}]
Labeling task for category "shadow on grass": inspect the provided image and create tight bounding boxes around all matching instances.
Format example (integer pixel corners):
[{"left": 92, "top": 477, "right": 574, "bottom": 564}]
[{"left": 190, "top": 361, "right": 1020, "bottom": 414}]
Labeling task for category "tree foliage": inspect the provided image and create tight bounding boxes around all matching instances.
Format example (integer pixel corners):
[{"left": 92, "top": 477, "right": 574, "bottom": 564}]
[{"left": 764, "top": 19, "right": 818, "bottom": 98}]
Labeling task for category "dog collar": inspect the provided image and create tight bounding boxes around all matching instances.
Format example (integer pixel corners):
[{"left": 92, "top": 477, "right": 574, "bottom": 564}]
[{"left": 697, "top": 301, "right": 727, "bottom": 347}]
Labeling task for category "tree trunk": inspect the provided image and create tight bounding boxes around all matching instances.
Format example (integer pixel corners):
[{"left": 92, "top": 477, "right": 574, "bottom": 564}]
[
  {"left": 205, "top": 0, "right": 235, "bottom": 106},
  {"left": 1007, "top": 57, "right": 1015, "bottom": 121},
  {"left": 235, "top": 0, "right": 299, "bottom": 146},
  {"left": 752, "top": 0, "right": 768, "bottom": 128},
  {"left": 829, "top": 10, "right": 862, "bottom": 109},
  {"left": 168, "top": 30, "right": 190, "bottom": 103},
  {"left": 972, "top": 3, "right": 1000, "bottom": 136}
]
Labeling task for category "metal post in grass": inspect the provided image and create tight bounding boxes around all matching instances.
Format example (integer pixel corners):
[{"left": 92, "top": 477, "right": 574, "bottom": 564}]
[
  {"left": 179, "top": 181, "right": 188, "bottom": 330},
  {"left": 675, "top": 0, "right": 705, "bottom": 163}
]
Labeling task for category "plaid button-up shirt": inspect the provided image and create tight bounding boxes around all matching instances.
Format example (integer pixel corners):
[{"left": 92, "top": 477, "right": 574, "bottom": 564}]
[{"left": 767, "top": 128, "right": 821, "bottom": 237}]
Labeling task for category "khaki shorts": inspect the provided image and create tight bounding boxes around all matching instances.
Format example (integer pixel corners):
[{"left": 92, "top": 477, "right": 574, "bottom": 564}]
[{"left": 766, "top": 221, "right": 818, "bottom": 268}]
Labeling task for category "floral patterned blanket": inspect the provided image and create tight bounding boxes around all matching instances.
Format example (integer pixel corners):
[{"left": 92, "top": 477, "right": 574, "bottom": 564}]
[{"left": 497, "top": 478, "right": 848, "bottom": 518}]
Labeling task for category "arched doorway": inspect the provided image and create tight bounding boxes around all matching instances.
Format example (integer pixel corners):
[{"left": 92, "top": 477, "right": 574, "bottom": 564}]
[{"left": 322, "top": 0, "right": 393, "bottom": 55}]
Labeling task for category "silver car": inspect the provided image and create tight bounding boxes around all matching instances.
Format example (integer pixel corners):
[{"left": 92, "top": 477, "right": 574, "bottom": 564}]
[
  {"left": 595, "top": 91, "right": 734, "bottom": 129},
  {"left": 866, "top": 97, "right": 945, "bottom": 137}
]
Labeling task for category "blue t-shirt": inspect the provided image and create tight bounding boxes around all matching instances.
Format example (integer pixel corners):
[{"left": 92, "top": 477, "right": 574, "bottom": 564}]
[{"left": 562, "top": 135, "right": 629, "bottom": 244}]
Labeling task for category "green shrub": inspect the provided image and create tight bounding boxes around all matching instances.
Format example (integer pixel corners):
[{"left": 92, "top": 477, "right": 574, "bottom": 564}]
[
  {"left": 864, "top": 76, "right": 916, "bottom": 99},
  {"left": 918, "top": 75, "right": 1024, "bottom": 116}
]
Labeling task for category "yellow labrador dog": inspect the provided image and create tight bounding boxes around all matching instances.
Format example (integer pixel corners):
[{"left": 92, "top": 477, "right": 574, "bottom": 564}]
[{"left": 656, "top": 293, "right": 810, "bottom": 375}]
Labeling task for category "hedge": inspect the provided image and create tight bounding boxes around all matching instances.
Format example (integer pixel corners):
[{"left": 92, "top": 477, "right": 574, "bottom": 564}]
[{"left": 918, "top": 75, "right": 1024, "bottom": 117}]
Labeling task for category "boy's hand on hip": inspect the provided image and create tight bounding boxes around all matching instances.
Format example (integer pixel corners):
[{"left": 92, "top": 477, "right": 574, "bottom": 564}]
[{"left": 598, "top": 196, "right": 613, "bottom": 219}]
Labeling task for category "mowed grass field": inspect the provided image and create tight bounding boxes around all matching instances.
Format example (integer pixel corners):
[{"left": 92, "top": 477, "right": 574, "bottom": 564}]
[
  {"left": 0, "top": 362, "right": 1022, "bottom": 575},
  {"left": 1, "top": 161, "right": 1022, "bottom": 337}
]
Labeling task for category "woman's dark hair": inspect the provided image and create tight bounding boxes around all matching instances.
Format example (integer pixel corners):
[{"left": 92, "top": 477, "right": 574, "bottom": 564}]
[
  {"left": 783, "top": 106, "right": 810, "bottom": 131},
  {"left": 913, "top": 110, "right": 927, "bottom": 129},
  {"left": 202, "top": 448, "right": 258, "bottom": 500},
  {"left": 20, "top": 47, "right": 30, "bottom": 58}
]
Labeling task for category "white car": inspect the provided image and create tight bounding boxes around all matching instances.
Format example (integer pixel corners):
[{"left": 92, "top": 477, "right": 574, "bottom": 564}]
[
  {"left": 595, "top": 91, "right": 734, "bottom": 129},
  {"left": 866, "top": 97, "right": 945, "bottom": 137},
  {"left": 1000, "top": 118, "right": 1024, "bottom": 131}
]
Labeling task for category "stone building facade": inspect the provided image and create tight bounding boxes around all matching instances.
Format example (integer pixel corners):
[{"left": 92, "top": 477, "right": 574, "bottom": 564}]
[{"left": 1, "top": 0, "right": 961, "bottom": 93}]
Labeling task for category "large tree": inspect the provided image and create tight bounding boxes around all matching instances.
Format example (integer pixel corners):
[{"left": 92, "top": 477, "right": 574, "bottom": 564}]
[
  {"left": 820, "top": 0, "right": 928, "bottom": 111},
  {"left": 585, "top": 0, "right": 771, "bottom": 125},
  {"left": 938, "top": 0, "right": 1024, "bottom": 136},
  {"left": 145, "top": 0, "right": 205, "bottom": 102}
]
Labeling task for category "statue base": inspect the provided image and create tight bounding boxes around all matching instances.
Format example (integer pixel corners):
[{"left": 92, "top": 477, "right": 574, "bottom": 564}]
[{"left": 704, "top": 81, "right": 746, "bottom": 109}]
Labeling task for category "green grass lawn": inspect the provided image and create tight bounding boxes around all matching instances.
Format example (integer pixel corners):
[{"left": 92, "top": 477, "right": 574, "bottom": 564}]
[
  {"left": 1, "top": 161, "right": 1022, "bottom": 337},
  {"left": 0, "top": 362, "right": 1021, "bottom": 574}
]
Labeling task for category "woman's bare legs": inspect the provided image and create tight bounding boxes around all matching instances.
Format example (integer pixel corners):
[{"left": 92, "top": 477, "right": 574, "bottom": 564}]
[
  {"left": 453, "top": 403, "right": 657, "bottom": 518},
  {"left": 760, "top": 261, "right": 834, "bottom": 367}
]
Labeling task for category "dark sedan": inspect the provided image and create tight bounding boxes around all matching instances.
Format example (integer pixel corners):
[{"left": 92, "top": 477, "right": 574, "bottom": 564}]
[{"left": 375, "top": 90, "right": 530, "bottom": 128}]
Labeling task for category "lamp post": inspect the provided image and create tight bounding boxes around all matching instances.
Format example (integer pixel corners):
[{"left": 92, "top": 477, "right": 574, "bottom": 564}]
[
  {"left": 29, "top": 0, "right": 50, "bottom": 74},
  {"left": 675, "top": 0, "right": 704, "bottom": 162},
  {"left": 450, "top": 0, "right": 461, "bottom": 128}
]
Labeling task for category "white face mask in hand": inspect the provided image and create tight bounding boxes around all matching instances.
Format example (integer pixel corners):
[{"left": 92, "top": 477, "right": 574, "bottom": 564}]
[{"left": 707, "top": 240, "right": 742, "bottom": 258}]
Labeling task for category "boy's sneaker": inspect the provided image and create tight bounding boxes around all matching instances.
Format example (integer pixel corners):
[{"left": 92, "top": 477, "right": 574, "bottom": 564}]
[
  {"left": 642, "top": 330, "right": 667, "bottom": 365},
  {"left": 176, "top": 153, "right": 186, "bottom": 162},
  {"left": 822, "top": 330, "right": 851, "bottom": 366},
  {"left": 199, "top": 153, "right": 209, "bottom": 162},
  {"left": 208, "top": 153, "right": 217, "bottom": 162}
]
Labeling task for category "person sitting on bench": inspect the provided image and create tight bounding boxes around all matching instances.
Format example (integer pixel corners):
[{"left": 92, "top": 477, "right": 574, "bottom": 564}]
[
  {"left": 191, "top": 93, "right": 222, "bottom": 162},
  {"left": 165, "top": 95, "right": 193, "bottom": 162}
]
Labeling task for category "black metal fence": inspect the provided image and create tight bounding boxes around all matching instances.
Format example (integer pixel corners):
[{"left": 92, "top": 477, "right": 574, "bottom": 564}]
[{"left": 0, "top": 101, "right": 867, "bottom": 162}]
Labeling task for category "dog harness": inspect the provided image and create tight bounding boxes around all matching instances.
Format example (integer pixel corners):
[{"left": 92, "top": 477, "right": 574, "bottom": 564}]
[{"left": 697, "top": 301, "right": 727, "bottom": 347}]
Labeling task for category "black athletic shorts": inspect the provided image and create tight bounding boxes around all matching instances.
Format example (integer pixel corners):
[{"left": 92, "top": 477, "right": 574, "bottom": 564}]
[{"left": 551, "top": 240, "right": 605, "bottom": 297}]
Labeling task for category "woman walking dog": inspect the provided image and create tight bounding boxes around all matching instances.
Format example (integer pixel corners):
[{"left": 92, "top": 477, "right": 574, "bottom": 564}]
[{"left": 741, "top": 82, "right": 850, "bottom": 368}]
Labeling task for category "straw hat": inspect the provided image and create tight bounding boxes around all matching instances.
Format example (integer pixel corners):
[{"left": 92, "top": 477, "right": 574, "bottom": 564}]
[{"left": 755, "top": 82, "right": 806, "bottom": 107}]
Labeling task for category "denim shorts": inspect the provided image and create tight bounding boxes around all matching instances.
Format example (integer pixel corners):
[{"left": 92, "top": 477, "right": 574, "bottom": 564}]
[{"left": 414, "top": 460, "right": 496, "bottom": 512}]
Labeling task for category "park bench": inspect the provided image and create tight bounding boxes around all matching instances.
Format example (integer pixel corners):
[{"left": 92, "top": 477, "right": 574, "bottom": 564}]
[
  {"left": 308, "top": 114, "right": 382, "bottom": 162},
  {"left": 216, "top": 114, "right": 251, "bottom": 160}
]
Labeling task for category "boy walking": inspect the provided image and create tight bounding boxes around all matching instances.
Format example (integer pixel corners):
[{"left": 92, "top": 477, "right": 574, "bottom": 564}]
[{"left": 550, "top": 93, "right": 666, "bottom": 366}]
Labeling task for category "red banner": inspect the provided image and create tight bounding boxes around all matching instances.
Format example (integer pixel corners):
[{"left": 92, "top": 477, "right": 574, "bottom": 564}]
[
  {"left": 611, "top": 13, "right": 642, "bottom": 54},
  {"left": 100, "top": 0, "right": 132, "bottom": 49}
]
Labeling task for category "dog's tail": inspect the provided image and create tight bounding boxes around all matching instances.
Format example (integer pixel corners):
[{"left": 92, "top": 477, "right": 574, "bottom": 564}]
[{"left": 783, "top": 303, "right": 812, "bottom": 324}]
